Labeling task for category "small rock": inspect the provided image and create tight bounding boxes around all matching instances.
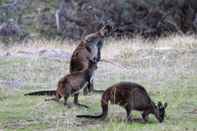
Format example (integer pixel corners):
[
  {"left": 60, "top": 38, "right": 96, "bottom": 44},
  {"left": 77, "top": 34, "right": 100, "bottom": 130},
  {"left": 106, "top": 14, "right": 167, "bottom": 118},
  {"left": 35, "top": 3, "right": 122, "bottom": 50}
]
[{"left": 0, "top": 80, "right": 24, "bottom": 89}]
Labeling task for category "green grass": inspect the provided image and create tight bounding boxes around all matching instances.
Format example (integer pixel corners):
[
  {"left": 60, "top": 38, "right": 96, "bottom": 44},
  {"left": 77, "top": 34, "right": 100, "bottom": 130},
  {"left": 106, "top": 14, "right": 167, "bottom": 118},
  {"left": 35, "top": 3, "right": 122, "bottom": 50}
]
[
  {"left": 0, "top": 51, "right": 197, "bottom": 131},
  {"left": 1, "top": 79, "right": 196, "bottom": 131}
]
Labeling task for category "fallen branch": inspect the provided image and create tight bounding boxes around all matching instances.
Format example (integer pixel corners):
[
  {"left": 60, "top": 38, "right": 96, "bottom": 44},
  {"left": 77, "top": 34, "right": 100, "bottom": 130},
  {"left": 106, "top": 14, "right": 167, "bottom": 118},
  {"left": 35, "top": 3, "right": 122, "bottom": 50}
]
[{"left": 100, "top": 59, "right": 128, "bottom": 69}]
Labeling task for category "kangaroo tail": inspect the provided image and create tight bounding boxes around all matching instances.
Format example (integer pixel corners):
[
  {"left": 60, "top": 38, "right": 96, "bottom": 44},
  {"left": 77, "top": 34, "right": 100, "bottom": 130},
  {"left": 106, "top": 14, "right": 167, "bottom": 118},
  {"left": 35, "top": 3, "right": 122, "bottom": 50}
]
[
  {"left": 24, "top": 90, "right": 56, "bottom": 96},
  {"left": 100, "top": 59, "right": 128, "bottom": 69},
  {"left": 76, "top": 91, "right": 109, "bottom": 119},
  {"left": 76, "top": 113, "right": 104, "bottom": 118}
]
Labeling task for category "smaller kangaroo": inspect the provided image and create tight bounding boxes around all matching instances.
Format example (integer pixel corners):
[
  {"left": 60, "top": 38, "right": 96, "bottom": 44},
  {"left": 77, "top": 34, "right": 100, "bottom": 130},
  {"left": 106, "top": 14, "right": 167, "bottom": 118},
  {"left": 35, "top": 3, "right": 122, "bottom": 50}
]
[
  {"left": 77, "top": 82, "right": 168, "bottom": 123},
  {"left": 25, "top": 59, "right": 98, "bottom": 108}
]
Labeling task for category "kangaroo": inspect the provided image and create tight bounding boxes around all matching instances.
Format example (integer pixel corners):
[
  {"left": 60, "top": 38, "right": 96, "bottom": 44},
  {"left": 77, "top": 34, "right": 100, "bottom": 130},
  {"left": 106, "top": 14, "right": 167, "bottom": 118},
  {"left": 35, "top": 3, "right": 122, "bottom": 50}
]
[
  {"left": 70, "top": 25, "right": 112, "bottom": 94},
  {"left": 77, "top": 82, "right": 168, "bottom": 123},
  {"left": 25, "top": 59, "right": 98, "bottom": 108}
]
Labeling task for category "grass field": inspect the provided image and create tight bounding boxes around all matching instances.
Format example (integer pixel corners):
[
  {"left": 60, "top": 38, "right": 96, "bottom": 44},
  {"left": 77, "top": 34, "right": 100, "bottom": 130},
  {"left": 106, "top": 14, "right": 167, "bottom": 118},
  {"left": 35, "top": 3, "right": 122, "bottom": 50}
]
[{"left": 0, "top": 35, "right": 197, "bottom": 131}]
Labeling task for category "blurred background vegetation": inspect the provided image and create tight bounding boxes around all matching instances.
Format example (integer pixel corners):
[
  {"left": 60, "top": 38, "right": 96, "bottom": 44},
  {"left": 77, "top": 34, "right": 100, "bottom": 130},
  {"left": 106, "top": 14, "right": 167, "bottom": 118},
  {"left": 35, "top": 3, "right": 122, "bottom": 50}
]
[{"left": 0, "top": 0, "right": 197, "bottom": 43}]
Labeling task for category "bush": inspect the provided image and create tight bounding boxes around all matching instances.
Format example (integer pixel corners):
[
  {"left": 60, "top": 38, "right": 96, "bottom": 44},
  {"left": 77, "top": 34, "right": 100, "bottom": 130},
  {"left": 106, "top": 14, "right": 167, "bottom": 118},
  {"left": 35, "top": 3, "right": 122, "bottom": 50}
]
[{"left": 1, "top": 0, "right": 197, "bottom": 41}]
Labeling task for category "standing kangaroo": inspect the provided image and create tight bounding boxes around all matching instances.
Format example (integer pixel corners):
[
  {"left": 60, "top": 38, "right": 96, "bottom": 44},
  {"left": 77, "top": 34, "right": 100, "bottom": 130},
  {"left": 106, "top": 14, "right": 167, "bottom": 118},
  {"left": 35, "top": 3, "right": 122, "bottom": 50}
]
[
  {"left": 77, "top": 82, "right": 168, "bottom": 122},
  {"left": 70, "top": 25, "right": 112, "bottom": 94},
  {"left": 25, "top": 59, "right": 98, "bottom": 108}
]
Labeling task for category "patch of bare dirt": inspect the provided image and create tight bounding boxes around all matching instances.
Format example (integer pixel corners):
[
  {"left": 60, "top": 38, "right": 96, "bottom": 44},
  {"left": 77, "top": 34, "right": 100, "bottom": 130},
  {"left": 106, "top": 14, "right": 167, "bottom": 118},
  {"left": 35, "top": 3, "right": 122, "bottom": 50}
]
[
  {"left": 0, "top": 49, "right": 71, "bottom": 61},
  {"left": 0, "top": 80, "right": 24, "bottom": 89}
]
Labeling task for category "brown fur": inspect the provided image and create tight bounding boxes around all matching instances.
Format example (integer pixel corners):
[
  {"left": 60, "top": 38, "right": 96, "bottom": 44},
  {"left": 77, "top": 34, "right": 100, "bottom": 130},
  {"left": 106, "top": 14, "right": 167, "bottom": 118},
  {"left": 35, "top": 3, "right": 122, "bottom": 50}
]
[
  {"left": 25, "top": 59, "right": 98, "bottom": 108},
  {"left": 77, "top": 82, "right": 168, "bottom": 123},
  {"left": 70, "top": 25, "right": 112, "bottom": 94}
]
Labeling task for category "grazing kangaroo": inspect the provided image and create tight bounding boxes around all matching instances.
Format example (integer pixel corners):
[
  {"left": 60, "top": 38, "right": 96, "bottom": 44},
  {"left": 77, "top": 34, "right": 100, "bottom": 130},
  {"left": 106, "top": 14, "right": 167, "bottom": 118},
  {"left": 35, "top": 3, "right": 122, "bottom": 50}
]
[
  {"left": 77, "top": 82, "right": 168, "bottom": 123},
  {"left": 70, "top": 25, "right": 112, "bottom": 94},
  {"left": 25, "top": 59, "right": 98, "bottom": 108}
]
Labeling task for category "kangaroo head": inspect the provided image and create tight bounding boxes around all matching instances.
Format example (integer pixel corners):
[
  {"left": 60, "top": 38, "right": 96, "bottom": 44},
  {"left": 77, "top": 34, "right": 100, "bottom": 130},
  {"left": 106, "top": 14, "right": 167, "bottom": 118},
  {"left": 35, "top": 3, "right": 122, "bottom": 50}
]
[
  {"left": 99, "top": 25, "right": 113, "bottom": 37},
  {"left": 83, "top": 25, "right": 112, "bottom": 46},
  {"left": 154, "top": 101, "right": 168, "bottom": 122}
]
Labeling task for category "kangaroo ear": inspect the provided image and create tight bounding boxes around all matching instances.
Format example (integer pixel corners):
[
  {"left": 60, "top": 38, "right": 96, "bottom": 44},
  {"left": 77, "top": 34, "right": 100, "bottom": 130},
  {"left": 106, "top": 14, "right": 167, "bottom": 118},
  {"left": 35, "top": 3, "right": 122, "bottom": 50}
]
[
  {"left": 102, "top": 24, "right": 112, "bottom": 32},
  {"left": 105, "top": 24, "right": 112, "bottom": 30},
  {"left": 157, "top": 101, "right": 162, "bottom": 107},
  {"left": 164, "top": 102, "right": 168, "bottom": 108}
]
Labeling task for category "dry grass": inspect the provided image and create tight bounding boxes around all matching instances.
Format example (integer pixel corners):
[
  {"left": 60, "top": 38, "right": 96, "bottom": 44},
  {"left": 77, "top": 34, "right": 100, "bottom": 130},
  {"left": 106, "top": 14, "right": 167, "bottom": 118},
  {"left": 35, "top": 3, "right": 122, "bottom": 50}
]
[
  {"left": 102, "top": 34, "right": 197, "bottom": 59},
  {"left": 1, "top": 34, "right": 197, "bottom": 58}
]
